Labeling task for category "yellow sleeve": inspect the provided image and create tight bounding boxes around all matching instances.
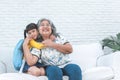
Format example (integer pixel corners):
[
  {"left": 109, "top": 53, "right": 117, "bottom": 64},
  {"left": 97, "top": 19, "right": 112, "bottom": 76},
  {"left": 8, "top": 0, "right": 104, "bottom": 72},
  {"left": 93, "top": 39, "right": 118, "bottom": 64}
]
[{"left": 29, "top": 40, "right": 45, "bottom": 49}]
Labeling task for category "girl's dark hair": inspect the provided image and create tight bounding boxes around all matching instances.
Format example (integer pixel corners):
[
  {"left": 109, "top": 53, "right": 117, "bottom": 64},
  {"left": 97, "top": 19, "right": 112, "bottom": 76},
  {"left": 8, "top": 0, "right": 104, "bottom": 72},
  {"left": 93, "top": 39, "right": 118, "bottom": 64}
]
[{"left": 24, "top": 23, "right": 38, "bottom": 39}]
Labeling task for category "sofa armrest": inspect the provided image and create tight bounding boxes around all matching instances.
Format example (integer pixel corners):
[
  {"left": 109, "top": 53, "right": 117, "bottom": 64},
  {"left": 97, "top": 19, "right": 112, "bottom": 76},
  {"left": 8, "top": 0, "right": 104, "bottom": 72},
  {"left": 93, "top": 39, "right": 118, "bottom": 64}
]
[
  {"left": 97, "top": 51, "right": 120, "bottom": 79},
  {"left": 0, "top": 60, "right": 7, "bottom": 74},
  {"left": 82, "top": 67, "right": 114, "bottom": 80}
]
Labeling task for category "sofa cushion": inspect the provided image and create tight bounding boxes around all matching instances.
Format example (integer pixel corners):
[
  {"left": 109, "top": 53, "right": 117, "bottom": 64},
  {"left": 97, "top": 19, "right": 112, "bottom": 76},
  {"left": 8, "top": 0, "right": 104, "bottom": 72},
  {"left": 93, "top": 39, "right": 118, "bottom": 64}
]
[
  {"left": 82, "top": 66, "right": 114, "bottom": 80},
  {"left": 0, "top": 73, "right": 40, "bottom": 80},
  {"left": 0, "top": 73, "right": 69, "bottom": 80},
  {"left": 0, "top": 47, "right": 16, "bottom": 73},
  {"left": 70, "top": 43, "right": 104, "bottom": 71},
  {"left": 0, "top": 60, "right": 6, "bottom": 73},
  {"left": 38, "top": 76, "right": 69, "bottom": 80}
]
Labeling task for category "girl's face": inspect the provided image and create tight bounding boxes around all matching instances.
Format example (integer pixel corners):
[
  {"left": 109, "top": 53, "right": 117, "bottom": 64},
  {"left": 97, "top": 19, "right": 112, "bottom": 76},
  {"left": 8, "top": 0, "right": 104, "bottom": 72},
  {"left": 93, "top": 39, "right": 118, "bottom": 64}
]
[
  {"left": 27, "top": 29, "right": 38, "bottom": 40},
  {"left": 39, "top": 20, "right": 52, "bottom": 37}
]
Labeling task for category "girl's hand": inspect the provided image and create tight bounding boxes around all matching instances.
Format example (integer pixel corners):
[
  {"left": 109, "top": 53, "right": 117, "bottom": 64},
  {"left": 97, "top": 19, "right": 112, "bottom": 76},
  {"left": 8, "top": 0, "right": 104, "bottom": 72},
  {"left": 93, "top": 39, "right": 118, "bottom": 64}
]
[{"left": 23, "top": 36, "right": 32, "bottom": 46}]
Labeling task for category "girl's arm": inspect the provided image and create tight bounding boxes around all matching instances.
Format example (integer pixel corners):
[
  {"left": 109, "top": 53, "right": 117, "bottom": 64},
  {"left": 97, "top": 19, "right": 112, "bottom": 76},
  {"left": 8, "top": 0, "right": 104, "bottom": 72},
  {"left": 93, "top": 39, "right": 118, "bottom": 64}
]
[{"left": 23, "top": 37, "right": 38, "bottom": 66}]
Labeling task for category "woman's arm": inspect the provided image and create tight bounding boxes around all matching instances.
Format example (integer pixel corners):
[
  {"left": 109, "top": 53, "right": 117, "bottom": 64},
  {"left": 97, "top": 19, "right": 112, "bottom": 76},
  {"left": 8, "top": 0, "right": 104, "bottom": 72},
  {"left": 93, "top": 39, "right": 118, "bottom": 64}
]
[
  {"left": 52, "top": 42, "right": 73, "bottom": 54},
  {"left": 23, "top": 37, "right": 38, "bottom": 66},
  {"left": 42, "top": 39, "right": 73, "bottom": 54}
]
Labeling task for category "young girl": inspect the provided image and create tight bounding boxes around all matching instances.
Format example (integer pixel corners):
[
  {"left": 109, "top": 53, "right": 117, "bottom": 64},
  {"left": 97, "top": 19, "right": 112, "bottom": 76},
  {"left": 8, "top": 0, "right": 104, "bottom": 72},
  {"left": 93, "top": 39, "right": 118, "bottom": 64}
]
[{"left": 23, "top": 23, "right": 45, "bottom": 76}]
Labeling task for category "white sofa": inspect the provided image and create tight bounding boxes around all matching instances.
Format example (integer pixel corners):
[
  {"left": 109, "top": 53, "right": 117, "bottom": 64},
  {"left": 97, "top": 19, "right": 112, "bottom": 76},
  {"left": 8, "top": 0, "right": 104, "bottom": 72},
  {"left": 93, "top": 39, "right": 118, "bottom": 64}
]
[{"left": 0, "top": 42, "right": 120, "bottom": 80}]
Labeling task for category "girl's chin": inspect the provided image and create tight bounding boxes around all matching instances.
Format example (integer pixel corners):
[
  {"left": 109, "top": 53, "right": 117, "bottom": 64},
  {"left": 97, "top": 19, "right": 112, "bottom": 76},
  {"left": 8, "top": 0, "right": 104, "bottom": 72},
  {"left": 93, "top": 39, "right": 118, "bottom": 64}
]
[{"left": 33, "top": 37, "right": 37, "bottom": 40}]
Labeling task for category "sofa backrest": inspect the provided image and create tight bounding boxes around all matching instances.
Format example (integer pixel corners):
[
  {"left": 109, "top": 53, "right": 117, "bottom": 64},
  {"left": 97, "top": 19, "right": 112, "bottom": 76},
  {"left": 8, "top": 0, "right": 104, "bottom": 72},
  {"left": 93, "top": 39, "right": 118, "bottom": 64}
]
[
  {"left": 0, "top": 42, "right": 104, "bottom": 73},
  {"left": 70, "top": 42, "right": 104, "bottom": 72}
]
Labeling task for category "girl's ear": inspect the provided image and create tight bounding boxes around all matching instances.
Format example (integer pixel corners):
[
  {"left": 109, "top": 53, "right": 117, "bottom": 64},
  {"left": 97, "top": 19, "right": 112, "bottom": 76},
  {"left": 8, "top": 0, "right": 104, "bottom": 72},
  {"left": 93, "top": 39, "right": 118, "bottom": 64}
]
[{"left": 24, "top": 30, "right": 26, "bottom": 39}]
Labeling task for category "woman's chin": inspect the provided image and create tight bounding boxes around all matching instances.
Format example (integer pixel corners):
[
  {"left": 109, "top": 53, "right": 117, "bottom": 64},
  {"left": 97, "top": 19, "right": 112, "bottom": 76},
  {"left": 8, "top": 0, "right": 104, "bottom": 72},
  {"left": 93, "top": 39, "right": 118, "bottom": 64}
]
[{"left": 43, "top": 33, "right": 51, "bottom": 36}]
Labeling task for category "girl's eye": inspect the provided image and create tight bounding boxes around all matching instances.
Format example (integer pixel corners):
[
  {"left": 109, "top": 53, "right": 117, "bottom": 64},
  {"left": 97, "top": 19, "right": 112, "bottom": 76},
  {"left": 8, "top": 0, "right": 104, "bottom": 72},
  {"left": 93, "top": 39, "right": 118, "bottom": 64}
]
[{"left": 28, "top": 32, "right": 31, "bottom": 35}]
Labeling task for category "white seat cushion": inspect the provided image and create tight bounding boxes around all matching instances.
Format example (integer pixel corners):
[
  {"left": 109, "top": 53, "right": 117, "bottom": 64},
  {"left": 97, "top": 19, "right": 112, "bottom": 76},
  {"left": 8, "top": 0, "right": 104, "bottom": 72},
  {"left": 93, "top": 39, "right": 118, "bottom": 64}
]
[
  {"left": 82, "top": 66, "right": 115, "bottom": 80},
  {"left": 0, "top": 73, "right": 69, "bottom": 80},
  {"left": 38, "top": 75, "right": 69, "bottom": 80},
  {"left": 0, "top": 73, "right": 40, "bottom": 80},
  {"left": 38, "top": 76, "right": 48, "bottom": 80}
]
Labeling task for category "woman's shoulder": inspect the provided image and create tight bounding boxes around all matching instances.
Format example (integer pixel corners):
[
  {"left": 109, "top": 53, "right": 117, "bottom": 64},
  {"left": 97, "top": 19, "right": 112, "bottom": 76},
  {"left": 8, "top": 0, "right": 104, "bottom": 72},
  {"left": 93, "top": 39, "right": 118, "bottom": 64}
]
[
  {"left": 56, "top": 33, "right": 65, "bottom": 39},
  {"left": 56, "top": 33, "right": 69, "bottom": 44}
]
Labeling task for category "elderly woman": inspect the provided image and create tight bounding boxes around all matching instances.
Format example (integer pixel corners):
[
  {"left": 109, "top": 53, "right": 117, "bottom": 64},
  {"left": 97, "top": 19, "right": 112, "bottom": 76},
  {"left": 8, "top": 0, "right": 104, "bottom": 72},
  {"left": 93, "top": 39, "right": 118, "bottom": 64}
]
[{"left": 37, "top": 18, "right": 82, "bottom": 80}]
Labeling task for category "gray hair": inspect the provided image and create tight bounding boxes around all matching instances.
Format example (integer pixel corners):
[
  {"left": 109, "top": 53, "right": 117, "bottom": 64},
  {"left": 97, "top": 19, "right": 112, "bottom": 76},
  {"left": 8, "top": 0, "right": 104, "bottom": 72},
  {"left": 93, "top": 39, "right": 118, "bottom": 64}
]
[{"left": 37, "top": 18, "right": 58, "bottom": 37}]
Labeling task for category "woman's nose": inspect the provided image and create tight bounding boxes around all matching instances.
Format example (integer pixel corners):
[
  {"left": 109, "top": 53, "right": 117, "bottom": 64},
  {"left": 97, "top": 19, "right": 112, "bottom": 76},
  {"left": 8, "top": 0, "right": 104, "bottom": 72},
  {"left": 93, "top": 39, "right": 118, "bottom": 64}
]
[{"left": 43, "top": 25, "right": 48, "bottom": 28}]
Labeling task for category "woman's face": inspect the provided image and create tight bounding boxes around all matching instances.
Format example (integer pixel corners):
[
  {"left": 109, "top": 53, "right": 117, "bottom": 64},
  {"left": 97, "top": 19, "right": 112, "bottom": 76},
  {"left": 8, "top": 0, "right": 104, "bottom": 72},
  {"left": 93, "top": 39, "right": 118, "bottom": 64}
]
[
  {"left": 27, "top": 29, "right": 38, "bottom": 40},
  {"left": 39, "top": 20, "right": 52, "bottom": 37}
]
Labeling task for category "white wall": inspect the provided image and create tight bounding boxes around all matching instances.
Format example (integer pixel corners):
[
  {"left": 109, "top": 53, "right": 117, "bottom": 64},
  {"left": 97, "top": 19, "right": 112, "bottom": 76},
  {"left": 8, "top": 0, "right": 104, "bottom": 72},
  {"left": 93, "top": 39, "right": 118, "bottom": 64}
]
[{"left": 0, "top": 0, "right": 120, "bottom": 47}]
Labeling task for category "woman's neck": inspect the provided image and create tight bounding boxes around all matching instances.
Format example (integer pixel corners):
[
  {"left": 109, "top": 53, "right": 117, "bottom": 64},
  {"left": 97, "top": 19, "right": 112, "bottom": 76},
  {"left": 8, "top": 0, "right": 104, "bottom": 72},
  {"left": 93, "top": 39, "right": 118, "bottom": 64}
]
[{"left": 42, "top": 36, "right": 50, "bottom": 40}]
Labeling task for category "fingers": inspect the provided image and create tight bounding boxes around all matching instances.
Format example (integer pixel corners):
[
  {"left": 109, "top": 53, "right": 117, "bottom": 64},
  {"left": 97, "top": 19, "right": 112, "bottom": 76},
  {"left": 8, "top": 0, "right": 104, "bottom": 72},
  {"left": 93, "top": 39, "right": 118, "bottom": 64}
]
[
  {"left": 50, "top": 34, "right": 56, "bottom": 41},
  {"left": 42, "top": 39, "right": 52, "bottom": 47}
]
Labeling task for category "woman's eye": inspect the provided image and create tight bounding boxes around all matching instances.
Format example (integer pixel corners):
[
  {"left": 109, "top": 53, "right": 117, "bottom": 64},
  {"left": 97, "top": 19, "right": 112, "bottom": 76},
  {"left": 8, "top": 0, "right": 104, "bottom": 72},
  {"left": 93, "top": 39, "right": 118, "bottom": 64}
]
[{"left": 41, "top": 24, "right": 44, "bottom": 26}]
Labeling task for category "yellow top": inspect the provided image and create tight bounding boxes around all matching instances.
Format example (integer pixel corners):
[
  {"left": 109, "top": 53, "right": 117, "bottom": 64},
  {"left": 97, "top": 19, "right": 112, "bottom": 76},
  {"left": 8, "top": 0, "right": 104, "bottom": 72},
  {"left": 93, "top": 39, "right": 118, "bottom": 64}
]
[{"left": 29, "top": 39, "right": 45, "bottom": 49}]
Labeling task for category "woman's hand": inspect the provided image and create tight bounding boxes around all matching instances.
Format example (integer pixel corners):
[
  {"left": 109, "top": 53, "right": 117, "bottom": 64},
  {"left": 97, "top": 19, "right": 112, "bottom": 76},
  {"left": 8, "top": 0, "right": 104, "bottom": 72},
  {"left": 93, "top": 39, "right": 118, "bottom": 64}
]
[
  {"left": 50, "top": 34, "right": 56, "bottom": 41},
  {"left": 42, "top": 39, "right": 54, "bottom": 47}
]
